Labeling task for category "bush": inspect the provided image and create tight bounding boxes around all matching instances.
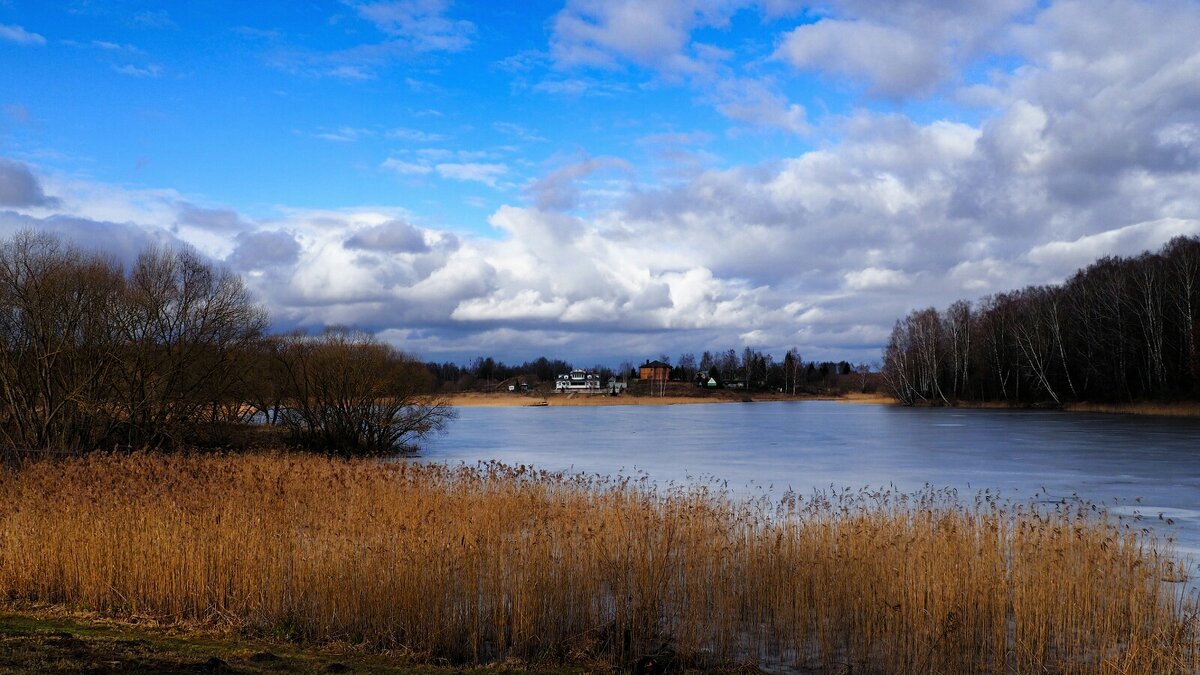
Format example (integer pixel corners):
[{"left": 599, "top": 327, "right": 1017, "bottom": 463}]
[{"left": 274, "top": 329, "right": 454, "bottom": 455}]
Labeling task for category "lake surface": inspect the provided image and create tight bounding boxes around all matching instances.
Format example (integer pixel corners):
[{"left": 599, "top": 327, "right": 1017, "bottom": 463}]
[{"left": 419, "top": 401, "right": 1200, "bottom": 562}]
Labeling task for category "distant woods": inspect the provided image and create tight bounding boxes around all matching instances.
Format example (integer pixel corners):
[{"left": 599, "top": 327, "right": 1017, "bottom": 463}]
[
  {"left": 425, "top": 349, "right": 872, "bottom": 395},
  {"left": 883, "top": 235, "right": 1200, "bottom": 406},
  {"left": 0, "top": 231, "right": 451, "bottom": 455}
]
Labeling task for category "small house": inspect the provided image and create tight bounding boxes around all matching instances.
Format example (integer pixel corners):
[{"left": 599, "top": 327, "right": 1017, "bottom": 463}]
[{"left": 638, "top": 360, "right": 671, "bottom": 382}]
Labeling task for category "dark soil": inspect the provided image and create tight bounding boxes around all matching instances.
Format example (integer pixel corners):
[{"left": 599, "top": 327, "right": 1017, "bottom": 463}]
[{"left": 0, "top": 610, "right": 586, "bottom": 674}]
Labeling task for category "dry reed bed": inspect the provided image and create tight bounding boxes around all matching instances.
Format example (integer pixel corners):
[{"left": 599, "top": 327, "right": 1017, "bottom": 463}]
[{"left": 0, "top": 453, "right": 1195, "bottom": 673}]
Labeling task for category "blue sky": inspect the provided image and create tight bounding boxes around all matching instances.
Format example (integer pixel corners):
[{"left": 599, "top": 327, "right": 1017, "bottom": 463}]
[
  {"left": 3, "top": 2, "right": 830, "bottom": 225},
  {"left": 2, "top": 1, "right": 1199, "bottom": 365}
]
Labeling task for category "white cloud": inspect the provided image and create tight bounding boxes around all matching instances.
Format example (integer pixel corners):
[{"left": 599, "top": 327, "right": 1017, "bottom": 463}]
[
  {"left": 715, "top": 79, "right": 809, "bottom": 135},
  {"left": 113, "top": 64, "right": 163, "bottom": 78},
  {"left": 549, "top": 0, "right": 737, "bottom": 75},
  {"left": 774, "top": 0, "right": 1035, "bottom": 98},
  {"left": 381, "top": 158, "right": 433, "bottom": 175},
  {"left": 0, "top": 159, "right": 58, "bottom": 207},
  {"left": 0, "top": 24, "right": 45, "bottom": 46},
  {"left": 344, "top": 220, "right": 432, "bottom": 253},
  {"left": 327, "top": 65, "right": 373, "bottom": 80},
  {"left": 527, "top": 156, "right": 632, "bottom": 210},
  {"left": 1025, "top": 218, "right": 1200, "bottom": 275},
  {"left": 312, "top": 127, "right": 374, "bottom": 142},
  {"left": 352, "top": 0, "right": 475, "bottom": 52},
  {"left": 843, "top": 267, "right": 913, "bottom": 291},
  {"left": 435, "top": 162, "right": 507, "bottom": 186},
  {"left": 6, "top": 0, "right": 1200, "bottom": 364},
  {"left": 543, "top": 3, "right": 810, "bottom": 134},
  {"left": 492, "top": 122, "right": 546, "bottom": 142},
  {"left": 775, "top": 20, "right": 945, "bottom": 98},
  {"left": 387, "top": 127, "right": 447, "bottom": 142},
  {"left": 452, "top": 289, "right": 568, "bottom": 322}
]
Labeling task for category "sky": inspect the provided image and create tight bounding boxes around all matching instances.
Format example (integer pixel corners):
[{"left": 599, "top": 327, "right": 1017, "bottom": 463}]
[{"left": 1, "top": 1, "right": 1199, "bottom": 366}]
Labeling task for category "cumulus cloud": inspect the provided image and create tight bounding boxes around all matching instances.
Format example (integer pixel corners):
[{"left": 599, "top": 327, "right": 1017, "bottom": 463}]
[
  {"left": 541, "top": 2, "right": 814, "bottom": 135},
  {"left": 227, "top": 229, "right": 302, "bottom": 272},
  {"left": 527, "top": 156, "right": 632, "bottom": 210},
  {"left": 774, "top": 0, "right": 1034, "bottom": 98},
  {"left": 550, "top": 0, "right": 738, "bottom": 75},
  {"left": 0, "top": 211, "right": 183, "bottom": 267},
  {"left": 775, "top": 21, "right": 946, "bottom": 98},
  {"left": 0, "top": 159, "right": 58, "bottom": 208},
  {"left": 175, "top": 202, "right": 250, "bottom": 233},
  {"left": 7, "top": 0, "right": 1200, "bottom": 365},
  {"left": 1025, "top": 218, "right": 1200, "bottom": 277},
  {"left": 344, "top": 220, "right": 431, "bottom": 253},
  {"left": 843, "top": 267, "right": 913, "bottom": 291}
]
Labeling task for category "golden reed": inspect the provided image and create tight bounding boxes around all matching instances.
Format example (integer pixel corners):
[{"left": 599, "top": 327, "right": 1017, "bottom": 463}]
[{"left": 0, "top": 452, "right": 1195, "bottom": 672}]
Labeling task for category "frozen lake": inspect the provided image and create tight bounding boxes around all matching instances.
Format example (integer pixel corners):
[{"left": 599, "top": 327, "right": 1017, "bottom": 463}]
[{"left": 419, "top": 400, "right": 1200, "bottom": 561}]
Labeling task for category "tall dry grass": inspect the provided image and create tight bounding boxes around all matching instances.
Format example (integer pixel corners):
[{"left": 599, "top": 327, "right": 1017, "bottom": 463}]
[
  {"left": 0, "top": 453, "right": 1195, "bottom": 673},
  {"left": 1064, "top": 401, "right": 1200, "bottom": 417}
]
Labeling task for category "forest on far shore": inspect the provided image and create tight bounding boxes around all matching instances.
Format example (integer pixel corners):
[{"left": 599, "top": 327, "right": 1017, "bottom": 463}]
[{"left": 882, "top": 235, "right": 1200, "bottom": 406}]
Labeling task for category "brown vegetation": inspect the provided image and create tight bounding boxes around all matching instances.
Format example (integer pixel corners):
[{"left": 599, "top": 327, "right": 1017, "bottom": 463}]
[
  {"left": 0, "top": 232, "right": 267, "bottom": 450},
  {"left": 1063, "top": 401, "right": 1200, "bottom": 417},
  {"left": 270, "top": 329, "right": 454, "bottom": 455},
  {"left": 0, "top": 453, "right": 1195, "bottom": 673},
  {"left": 0, "top": 231, "right": 450, "bottom": 455}
]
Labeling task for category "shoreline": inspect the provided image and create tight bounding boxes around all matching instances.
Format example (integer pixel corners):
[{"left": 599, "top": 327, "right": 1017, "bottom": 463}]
[
  {"left": 442, "top": 391, "right": 894, "bottom": 407},
  {"left": 441, "top": 391, "right": 1200, "bottom": 417}
]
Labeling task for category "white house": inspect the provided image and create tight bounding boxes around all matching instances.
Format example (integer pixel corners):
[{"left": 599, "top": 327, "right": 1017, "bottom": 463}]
[{"left": 555, "top": 369, "right": 602, "bottom": 392}]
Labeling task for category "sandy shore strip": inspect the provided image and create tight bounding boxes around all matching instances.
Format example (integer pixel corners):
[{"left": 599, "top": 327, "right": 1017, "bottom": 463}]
[
  {"left": 443, "top": 391, "right": 893, "bottom": 407},
  {"left": 441, "top": 393, "right": 1200, "bottom": 415}
]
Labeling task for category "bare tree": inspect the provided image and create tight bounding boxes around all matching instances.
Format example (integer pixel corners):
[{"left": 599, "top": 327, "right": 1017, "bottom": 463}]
[
  {"left": 855, "top": 362, "right": 871, "bottom": 393},
  {"left": 1129, "top": 254, "right": 1167, "bottom": 394},
  {"left": 676, "top": 352, "right": 697, "bottom": 382},
  {"left": 1164, "top": 237, "right": 1200, "bottom": 391},
  {"left": 882, "top": 235, "right": 1200, "bottom": 406},
  {"left": 944, "top": 300, "right": 972, "bottom": 400},
  {"left": 784, "top": 348, "right": 802, "bottom": 396},
  {"left": 275, "top": 329, "right": 455, "bottom": 456},
  {"left": 109, "top": 246, "right": 268, "bottom": 448},
  {"left": 618, "top": 360, "right": 634, "bottom": 382},
  {"left": 882, "top": 321, "right": 919, "bottom": 404},
  {"left": 1010, "top": 288, "right": 1064, "bottom": 405},
  {"left": 0, "top": 232, "right": 123, "bottom": 450}
]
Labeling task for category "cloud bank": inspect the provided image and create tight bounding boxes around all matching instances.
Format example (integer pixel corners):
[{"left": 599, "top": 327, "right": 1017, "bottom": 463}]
[{"left": 2, "top": 0, "right": 1199, "bottom": 366}]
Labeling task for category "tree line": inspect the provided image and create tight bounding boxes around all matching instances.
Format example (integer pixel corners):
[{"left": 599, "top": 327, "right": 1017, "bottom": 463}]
[
  {"left": 427, "top": 347, "right": 873, "bottom": 395},
  {"left": 0, "top": 231, "right": 452, "bottom": 455},
  {"left": 882, "top": 235, "right": 1200, "bottom": 405}
]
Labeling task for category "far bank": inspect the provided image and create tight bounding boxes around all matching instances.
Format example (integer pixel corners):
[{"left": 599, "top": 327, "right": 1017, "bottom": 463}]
[
  {"left": 445, "top": 390, "right": 1200, "bottom": 417},
  {"left": 443, "top": 391, "right": 892, "bottom": 408},
  {"left": 872, "top": 396, "right": 1200, "bottom": 418}
]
